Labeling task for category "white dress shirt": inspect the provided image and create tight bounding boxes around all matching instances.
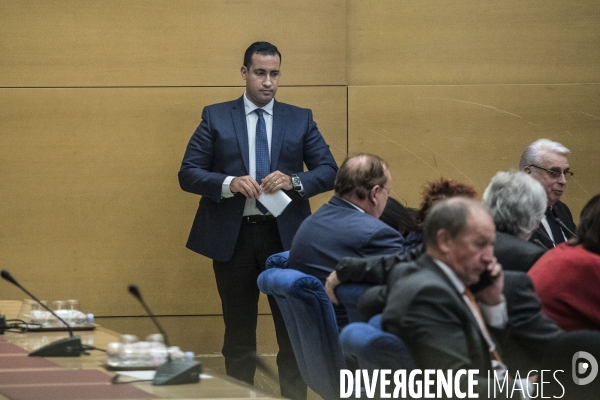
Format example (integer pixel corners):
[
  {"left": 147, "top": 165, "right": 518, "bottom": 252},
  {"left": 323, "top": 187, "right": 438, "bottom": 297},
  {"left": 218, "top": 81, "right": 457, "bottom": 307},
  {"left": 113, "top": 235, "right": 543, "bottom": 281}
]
[{"left": 221, "top": 93, "right": 274, "bottom": 216}]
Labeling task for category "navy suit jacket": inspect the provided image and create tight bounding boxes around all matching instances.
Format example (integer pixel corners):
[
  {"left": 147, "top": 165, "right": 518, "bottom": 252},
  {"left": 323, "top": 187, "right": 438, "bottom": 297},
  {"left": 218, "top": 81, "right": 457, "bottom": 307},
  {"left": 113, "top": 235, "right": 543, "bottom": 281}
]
[
  {"left": 179, "top": 96, "right": 338, "bottom": 262},
  {"left": 288, "top": 196, "right": 405, "bottom": 284}
]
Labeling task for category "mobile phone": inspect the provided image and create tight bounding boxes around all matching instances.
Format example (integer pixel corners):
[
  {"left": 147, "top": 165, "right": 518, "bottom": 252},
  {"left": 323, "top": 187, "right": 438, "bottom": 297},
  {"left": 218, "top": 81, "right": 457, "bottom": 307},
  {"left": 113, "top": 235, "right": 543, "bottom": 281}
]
[{"left": 469, "top": 270, "right": 495, "bottom": 294}]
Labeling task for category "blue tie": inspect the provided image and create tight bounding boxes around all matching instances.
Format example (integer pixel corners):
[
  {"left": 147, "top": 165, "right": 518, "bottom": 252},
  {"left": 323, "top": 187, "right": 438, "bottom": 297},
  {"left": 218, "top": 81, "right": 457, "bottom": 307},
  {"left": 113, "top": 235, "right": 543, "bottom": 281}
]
[{"left": 255, "top": 108, "right": 270, "bottom": 214}]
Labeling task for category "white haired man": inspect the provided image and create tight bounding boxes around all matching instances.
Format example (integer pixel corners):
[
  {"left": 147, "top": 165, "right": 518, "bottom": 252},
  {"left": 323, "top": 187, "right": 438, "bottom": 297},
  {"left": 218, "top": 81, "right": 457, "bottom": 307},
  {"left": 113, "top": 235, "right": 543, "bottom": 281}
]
[{"left": 519, "top": 139, "right": 576, "bottom": 249}]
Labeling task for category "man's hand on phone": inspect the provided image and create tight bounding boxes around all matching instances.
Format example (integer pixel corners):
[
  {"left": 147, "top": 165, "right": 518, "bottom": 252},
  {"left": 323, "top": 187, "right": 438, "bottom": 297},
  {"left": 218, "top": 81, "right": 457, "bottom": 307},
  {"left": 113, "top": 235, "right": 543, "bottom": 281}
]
[{"left": 475, "top": 259, "right": 504, "bottom": 306}]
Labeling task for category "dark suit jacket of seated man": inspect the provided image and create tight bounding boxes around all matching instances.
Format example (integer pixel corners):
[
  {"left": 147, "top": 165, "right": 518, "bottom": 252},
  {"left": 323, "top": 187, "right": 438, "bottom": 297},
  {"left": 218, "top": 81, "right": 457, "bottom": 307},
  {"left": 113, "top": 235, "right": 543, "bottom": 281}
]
[
  {"left": 382, "top": 197, "right": 519, "bottom": 398},
  {"left": 288, "top": 153, "right": 405, "bottom": 327},
  {"left": 520, "top": 139, "right": 576, "bottom": 249},
  {"left": 289, "top": 196, "right": 405, "bottom": 283}
]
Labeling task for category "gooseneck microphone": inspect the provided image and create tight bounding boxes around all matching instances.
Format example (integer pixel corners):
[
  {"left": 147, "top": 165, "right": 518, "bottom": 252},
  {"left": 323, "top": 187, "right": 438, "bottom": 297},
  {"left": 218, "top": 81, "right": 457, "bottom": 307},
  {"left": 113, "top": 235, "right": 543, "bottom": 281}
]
[
  {"left": 536, "top": 228, "right": 557, "bottom": 247},
  {"left": 127, "top": 284, "right": 201, "bottom": 385},
  {"left": 127, "top": 285, "right": 172, "bottom": 348},
  {"left": 554, "top": 217, "right": 578, "bottom": 239},
  {"left": 532, "top": 239, "right": 549, "bottom": 250},
  {"left": 1, "top": 269, "right": 84, "bottom": 357}
]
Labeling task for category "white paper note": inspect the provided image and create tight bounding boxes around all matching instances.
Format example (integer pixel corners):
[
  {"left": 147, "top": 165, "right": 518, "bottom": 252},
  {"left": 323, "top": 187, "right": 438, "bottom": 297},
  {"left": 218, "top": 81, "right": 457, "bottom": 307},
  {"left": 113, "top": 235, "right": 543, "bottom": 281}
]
[{"left": 257, "top": 190, "right": 292, "bottom": 217}]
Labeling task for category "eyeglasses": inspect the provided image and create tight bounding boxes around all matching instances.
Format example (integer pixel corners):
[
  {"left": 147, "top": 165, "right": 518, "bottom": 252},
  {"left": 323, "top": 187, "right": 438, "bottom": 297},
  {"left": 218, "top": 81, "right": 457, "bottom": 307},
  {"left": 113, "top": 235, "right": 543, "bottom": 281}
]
[{"left": 529, "top": 165, "right": 574, "bottom": 180}]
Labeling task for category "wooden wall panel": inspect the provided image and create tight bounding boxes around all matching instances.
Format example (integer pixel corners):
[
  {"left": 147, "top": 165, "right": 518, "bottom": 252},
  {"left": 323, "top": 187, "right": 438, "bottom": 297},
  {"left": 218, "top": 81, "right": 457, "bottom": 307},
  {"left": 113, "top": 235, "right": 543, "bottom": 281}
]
[
  {"left": 348, "top": 0, "right": 600, "bottom": 85},
  {"left": 0, "top": 86, "right": 346, "bottom": 316},
  {"left": 349, "top": 84, "right": 600, "bottom": 219},
  {"left": 3, "top": 1, "right": 599, "bottom": 361},
  {"left": 0, "top": 0, "right": 346, "bottom": 87},
  {"left": 98, "top": 314, "right": 279, "bottom": 355}
]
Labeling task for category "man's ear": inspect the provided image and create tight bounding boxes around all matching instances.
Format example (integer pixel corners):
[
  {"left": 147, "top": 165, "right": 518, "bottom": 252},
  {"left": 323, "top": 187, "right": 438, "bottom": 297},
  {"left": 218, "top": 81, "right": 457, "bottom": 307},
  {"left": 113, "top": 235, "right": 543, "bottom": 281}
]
[
  {"left": 241, "top": 66, "right": 248, "bottom": 80},
  {"left": 436, "top": 229, "right": 452, "bottom": 254},
  {"left": 523, "top": 166, "right": 532, "bottom": 175},
  {"left": 368, "top": 185, "right": 379, "bottom": 203}
]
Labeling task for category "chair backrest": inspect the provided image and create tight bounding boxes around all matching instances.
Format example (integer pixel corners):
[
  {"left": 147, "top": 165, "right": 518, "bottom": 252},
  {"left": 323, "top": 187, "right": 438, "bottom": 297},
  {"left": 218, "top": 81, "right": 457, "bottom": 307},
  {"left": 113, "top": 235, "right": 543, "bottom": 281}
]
[
  {"left": 340, "top": 321, "right": 416, "bottom": 372},
  {"left": 258, "top": 252, "right": 346, "bottom": 400}
]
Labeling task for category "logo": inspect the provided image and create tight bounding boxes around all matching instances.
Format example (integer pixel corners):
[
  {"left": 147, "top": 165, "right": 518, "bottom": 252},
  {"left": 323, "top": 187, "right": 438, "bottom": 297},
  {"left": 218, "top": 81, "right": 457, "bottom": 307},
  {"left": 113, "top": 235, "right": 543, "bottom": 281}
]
[{"left": 572, "top": 351, "right": 598, "bottom": 386}]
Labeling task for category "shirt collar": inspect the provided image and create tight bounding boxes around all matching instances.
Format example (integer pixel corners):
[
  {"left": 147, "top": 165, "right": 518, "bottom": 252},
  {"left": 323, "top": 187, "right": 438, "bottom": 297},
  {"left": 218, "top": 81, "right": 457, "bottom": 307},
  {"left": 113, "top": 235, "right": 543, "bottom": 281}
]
[
  {"left": 243, "top": 93, "right": 274, "bottom": 116},
  {"left": 337, "top": 196, "right": 366, "bottom": 213},
  {"left": 432, "top": 258, "right": 465, "bottom": 294}
]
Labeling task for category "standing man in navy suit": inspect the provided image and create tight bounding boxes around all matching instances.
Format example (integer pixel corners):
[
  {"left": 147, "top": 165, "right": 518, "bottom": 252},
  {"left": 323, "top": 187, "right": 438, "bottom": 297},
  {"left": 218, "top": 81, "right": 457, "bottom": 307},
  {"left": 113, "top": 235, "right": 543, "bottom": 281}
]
[
  {"left": 179, "top": 42, "right": 337, "bottom": 400},
  {"left": 519, "top": 139, "right": 576, "bottom": 249}
]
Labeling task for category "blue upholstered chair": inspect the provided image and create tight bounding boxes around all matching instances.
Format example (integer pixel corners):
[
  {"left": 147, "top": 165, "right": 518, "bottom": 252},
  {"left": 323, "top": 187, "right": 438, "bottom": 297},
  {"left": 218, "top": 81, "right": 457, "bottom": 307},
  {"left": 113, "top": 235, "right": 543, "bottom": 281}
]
[
  {"left": 260, "top": 252, "right": 415, "bottom": 399},
  {"left": 340, "top": 320, "right": 416, "bottom": 372},
  {"left": 259, "top": 251, "right": 347, "bottom": 400}
]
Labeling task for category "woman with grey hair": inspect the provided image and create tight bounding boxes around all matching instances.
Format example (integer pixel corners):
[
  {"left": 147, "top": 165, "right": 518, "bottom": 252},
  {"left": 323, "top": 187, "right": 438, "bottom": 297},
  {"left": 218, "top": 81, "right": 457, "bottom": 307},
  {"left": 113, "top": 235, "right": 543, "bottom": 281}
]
[
  {"left": 483, "top": 171, "right": 547, "bottom": 240},
  {"left": 481, "top": 171, "right": 548, "bottom": 272}
]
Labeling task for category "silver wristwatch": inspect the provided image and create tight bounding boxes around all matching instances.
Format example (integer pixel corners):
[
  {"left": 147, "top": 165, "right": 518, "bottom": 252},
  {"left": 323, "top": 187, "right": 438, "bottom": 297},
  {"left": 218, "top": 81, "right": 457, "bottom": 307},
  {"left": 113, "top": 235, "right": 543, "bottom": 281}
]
[{"left": 291, "top": 174, "right": 305, "bottom": 197}]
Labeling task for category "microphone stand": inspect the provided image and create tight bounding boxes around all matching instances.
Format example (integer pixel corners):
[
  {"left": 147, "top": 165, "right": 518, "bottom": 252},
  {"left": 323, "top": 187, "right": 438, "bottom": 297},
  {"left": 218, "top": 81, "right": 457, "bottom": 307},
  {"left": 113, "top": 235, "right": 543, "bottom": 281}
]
[
  {"left": 1, "top": 270, "right": 84, "bottom": 357},
  {"left": 536, "top": 227, "right": 557, "bottom": 248},
  {"left": 127, "top": 284, "right": 201, "bottom": 385},
  {"left": 532, "top": 239, "right": 549, "bottom": 250},
  {"left": 554, "top": 217, "right": 577, "bottom": 239}
]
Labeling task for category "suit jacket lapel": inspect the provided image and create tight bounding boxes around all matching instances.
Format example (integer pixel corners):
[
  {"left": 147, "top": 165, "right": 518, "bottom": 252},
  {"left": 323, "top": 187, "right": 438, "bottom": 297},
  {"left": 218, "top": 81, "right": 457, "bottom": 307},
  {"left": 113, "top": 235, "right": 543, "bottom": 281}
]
[
  {"left": 270, "top": 100, "right": 286, "bottom": 171},
  {"left": 418, "top": 255, "right": 488, "bottom": 339},
  {"left": 532, "top": 224, "right": 554, "bottom": 249},
  {"left": 231, "top": 96, "right": 250, "bottom": 175}
]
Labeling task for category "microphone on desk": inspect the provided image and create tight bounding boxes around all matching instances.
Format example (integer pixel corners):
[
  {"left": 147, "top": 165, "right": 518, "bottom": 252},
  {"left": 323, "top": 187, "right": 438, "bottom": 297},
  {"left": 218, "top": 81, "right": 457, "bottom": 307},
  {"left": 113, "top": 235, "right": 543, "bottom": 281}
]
[
  {"left": 554, "top": 217, "right": 578, "bottom": 239},
  {"left": 127, "top": 284, "right": 201, "bottom": 385},
  {"left": 0, "top": 269, "right": 84, "bottom": 357}
]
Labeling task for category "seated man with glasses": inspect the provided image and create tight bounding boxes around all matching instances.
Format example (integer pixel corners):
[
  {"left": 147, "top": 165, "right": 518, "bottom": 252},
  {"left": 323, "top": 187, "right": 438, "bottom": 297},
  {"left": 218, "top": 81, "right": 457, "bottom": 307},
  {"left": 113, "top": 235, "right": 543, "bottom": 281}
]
[
  {"left": 288, "top": 153, "right": 405, "bottom": 327},
  {"left": 519, "top": 139, "right": 576, "bottom": 249}
]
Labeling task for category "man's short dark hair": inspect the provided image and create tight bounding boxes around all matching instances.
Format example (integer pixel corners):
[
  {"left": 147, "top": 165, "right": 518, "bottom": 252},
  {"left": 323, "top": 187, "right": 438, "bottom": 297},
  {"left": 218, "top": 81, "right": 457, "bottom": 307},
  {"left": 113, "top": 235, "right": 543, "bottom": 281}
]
[
  {"left": 423, "top": 197, "right": 480, "bottom": 247},
  {"left": 334, "top": 153, "right": 388, "bottom": 200},
  {"left": 243, "top": 42, "right": 281, "bottom": 68}
]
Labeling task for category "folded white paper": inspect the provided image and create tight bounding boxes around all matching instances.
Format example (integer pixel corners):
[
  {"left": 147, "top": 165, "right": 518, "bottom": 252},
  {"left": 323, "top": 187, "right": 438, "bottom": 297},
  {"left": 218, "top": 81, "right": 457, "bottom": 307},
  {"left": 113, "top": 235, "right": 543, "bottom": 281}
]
[{"left": 258, "top": 190, "right": 292, "bottom": 217}]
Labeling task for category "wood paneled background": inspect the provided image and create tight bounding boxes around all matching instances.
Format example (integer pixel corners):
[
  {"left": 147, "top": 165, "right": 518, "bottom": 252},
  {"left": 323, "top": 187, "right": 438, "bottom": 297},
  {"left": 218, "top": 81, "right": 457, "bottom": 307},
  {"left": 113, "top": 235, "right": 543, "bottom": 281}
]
[{"left": 1, "top": 0, "right": 598, "bottom": 356}]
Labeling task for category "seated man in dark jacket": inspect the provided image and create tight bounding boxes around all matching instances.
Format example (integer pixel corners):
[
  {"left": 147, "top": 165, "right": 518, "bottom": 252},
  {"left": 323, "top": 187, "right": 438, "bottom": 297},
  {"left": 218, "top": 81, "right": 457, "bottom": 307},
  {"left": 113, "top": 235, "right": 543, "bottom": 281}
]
[
  {"left": 519, "top": 139, "right": 577, "bottom": 248},
  {"left": 288, "top": 153, "right": 406, "bottom": 327},
  {"left": 380, "top": 197, "right": 513, "bottom": 397},
  {"left": 482, "top": 170, "right": 548, "bottom": 269}
]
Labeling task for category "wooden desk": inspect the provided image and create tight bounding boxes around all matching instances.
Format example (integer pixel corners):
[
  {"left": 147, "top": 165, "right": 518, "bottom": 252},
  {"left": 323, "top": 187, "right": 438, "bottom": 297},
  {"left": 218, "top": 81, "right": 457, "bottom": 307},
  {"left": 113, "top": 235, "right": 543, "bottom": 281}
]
[{"left": 0, "top": 327, "right": 280, "bottom": 400}]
